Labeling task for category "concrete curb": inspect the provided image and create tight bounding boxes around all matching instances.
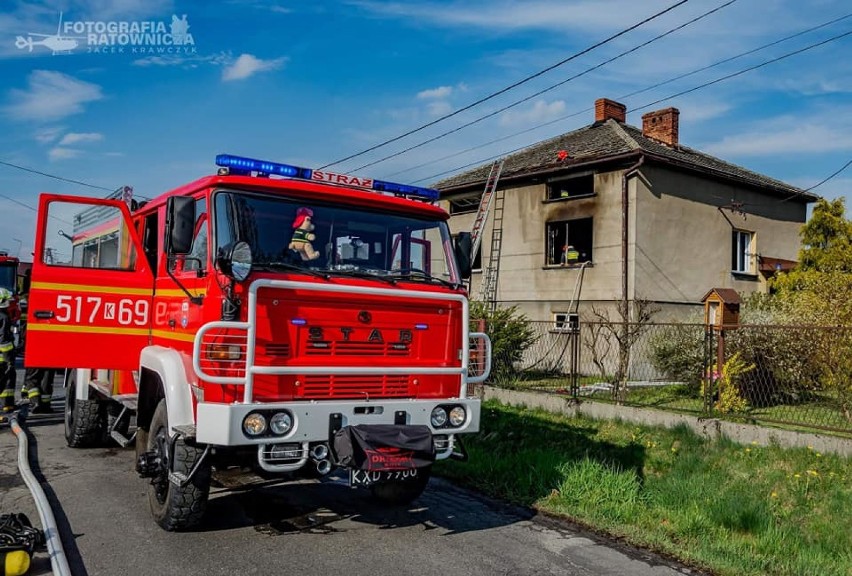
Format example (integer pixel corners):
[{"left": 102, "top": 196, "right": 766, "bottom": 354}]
[{"left": 479, "top": 386, "right": 852, "bottom": 457}]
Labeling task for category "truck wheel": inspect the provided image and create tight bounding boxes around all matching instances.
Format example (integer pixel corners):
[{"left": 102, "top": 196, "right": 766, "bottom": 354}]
[
  {"left": 146, "top": 399, "right": 211, "bottom": 531},
  {"left": 64, "top": 371, "right": 105, "bottom": 448},
  {"left": 370, "top": 467, "right": 431, "bottom": 505}
]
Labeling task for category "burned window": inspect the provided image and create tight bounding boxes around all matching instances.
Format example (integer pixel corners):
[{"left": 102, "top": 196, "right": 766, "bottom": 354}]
[
  {"left": 448, "top": 195, "right": 480, "bottom": 215},
  {"left": 546, "top": 218, "right": 593, "bottom": 265},
  {"left": 546, "top": 174, "right": 594, "bottom": 200}
]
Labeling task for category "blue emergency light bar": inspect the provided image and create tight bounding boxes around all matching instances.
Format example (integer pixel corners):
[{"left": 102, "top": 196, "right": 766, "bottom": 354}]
[{"left": 215, "top": 154, "right": 439, "bottom": 201}]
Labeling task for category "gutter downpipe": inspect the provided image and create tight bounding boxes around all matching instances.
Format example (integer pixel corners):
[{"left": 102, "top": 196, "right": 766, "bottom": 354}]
[{"left": 622, "top": 155, "right": 644, "bottom": 318}]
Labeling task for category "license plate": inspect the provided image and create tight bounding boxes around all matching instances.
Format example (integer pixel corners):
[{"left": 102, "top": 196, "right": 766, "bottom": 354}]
[{"left": 349, "top": 468, "right": 419, "bottom": 487}]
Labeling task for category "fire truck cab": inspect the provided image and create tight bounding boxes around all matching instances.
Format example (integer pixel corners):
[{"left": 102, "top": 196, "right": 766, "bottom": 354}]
[{"left": 25, "top": 154, "right": 490, "bottom": 531}]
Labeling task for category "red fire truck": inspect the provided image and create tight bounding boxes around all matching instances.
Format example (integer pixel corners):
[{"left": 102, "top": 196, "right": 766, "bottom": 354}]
[{"left": 25, "top": 154, "right": 490, "bottom": 530}]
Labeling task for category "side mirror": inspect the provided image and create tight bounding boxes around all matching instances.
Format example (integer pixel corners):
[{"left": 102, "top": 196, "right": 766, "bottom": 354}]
[
  {"left": 454, "top": 232, "right": 472, "bottom": 280},
  {"left": 216, "top": 241, "right": 253, "bottom": 282},
  {"left": 166, "top": 196, "right": 196, "bottom": 255}
]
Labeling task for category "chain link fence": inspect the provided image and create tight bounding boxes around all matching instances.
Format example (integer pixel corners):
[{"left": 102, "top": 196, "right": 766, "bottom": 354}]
[{"left": 477, "top": 319, "right": 852, "bottom": 437}]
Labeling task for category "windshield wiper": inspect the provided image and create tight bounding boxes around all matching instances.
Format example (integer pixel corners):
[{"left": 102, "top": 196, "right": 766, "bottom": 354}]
[
  {"left": 326, "top": 269, "right": 398, "bottom": 285},
  {"left": 384, "top": 271, "right": 458, "bottom": 289},
  {"left": 257, "top": 261, "right": 330, "bottom": 280}
]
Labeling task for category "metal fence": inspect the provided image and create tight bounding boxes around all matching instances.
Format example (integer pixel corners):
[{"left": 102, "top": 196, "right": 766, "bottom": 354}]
[{"left": 480, "top": 319, "right": 852, "bottom": 437}]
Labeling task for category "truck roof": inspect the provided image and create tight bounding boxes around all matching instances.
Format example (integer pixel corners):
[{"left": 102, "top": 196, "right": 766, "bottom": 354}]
[{"left": 135, "top": 174, "right": 450, "bottom": 220}]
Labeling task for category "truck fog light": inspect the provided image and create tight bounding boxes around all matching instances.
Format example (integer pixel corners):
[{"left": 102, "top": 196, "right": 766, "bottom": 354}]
[
  {"left": 243, "top": 413, "right": 267, "bottom": 436},
  {"left": 448, "top": 406, "right": 466, "bottom": 427},
  {"left": 207, "top": 343, "right": 241, "bottom": 360},
  {"left": 430, "top": 406, "right": 447, "bottom": 428},
  {"left": 269, "top": 411, "right": 293, "bottom": 435}
]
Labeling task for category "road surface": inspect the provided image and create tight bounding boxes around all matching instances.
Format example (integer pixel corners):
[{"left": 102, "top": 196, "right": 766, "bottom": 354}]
[{"left": 0, "top": 366, "right": 704, "bottom": 576}]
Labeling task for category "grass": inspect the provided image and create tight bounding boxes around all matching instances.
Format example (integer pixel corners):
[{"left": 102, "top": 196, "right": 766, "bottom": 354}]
[{"left": 435, "top": 400, "right": 852, "bottom": 576}]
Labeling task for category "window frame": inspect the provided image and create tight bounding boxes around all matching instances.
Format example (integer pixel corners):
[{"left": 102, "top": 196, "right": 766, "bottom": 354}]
[
  {"left": 731, "top": 229, "right": 754, "bottom": 275},
  {"left": 545, "top": 217, "right": 594, "bottom": 267},
  {"left": 545, "top": 171, "right": 595, "bottom": 202}
]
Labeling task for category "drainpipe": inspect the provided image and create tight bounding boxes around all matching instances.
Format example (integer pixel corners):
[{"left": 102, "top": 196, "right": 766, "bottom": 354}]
[{"left": 622, "top": 155, "right": 644, "bottom": 319}]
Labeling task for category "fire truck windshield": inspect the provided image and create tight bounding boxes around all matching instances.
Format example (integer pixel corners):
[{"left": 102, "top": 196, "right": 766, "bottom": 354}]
[
  {"left": 215, "top": 190, "right": 461, "bottom": 285},
  {"left": 0, "top": 264, "right": 16, "bottom": 294}
]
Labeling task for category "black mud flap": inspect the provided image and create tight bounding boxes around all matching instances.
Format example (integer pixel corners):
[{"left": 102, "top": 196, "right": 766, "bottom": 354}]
[{"left": 333, "top": 424, "right": 435, "bottom": 471}]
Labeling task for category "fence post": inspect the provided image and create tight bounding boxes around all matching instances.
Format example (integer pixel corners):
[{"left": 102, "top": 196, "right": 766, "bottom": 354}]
[
  {"left": 703, "top": 326, "right": 718, "bottom": 414},
  {"left": 569, "top": 313, "right": 580, "bottom": 399}
]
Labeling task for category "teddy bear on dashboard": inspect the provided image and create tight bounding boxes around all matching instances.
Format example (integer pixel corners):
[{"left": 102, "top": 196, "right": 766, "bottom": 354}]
[{"left": 288, "top": 207, "right": 320, "bottom": 261}]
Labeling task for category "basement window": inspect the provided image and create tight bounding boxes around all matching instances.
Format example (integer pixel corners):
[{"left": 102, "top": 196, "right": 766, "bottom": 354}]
[
  {"left": 546, "top": 173, "right": 594, "bottom": 201},
  {"left": 546, "top": 218, "right": 593, "bottom": 266}
]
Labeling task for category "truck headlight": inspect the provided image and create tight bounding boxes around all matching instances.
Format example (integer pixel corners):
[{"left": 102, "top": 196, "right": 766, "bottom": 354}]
[
  {"left": 448, "top": 406, "right": 466, "bottom": 427},
  {"left": 269, "top": 412, "right": 293, "bottom": 435},
  {"left": 430, "top": 406, "right": 447, "bottom": 428},
  {"left": 243, "top": 413, "right": 267, "bottom": 436}
]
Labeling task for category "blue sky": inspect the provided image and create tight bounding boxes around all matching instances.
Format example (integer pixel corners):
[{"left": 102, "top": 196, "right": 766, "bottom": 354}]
[{"left": 1, "top": 0, "right": 851, "bottom": 259}]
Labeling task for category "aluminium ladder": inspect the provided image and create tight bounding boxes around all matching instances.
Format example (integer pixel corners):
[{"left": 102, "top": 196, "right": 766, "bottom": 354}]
[{"left": 471, "top": 160, "right": 506, "bottom": 309}]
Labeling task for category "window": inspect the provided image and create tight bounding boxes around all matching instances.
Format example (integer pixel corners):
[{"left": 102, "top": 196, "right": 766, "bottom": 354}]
[
  {"left": 546, "top": 218, "right": 593, "bottom": 265},
  {"left": 171, "top": 197, "right": 208, "bottom": 274},
  {"left": 546, "top": 173, "right": 594, "bottom": 200},
  {"left": 448, "top": 195, "right": 480, "bottom": 215},
  {"left": 731, "top": 230, "right": 754, "bottom": 274},
  {"left": 552, "top": 312, "right": 578, "bottom": 332},
  {"left": 44, "top": 201, "right": 137, "bottom": 270}
]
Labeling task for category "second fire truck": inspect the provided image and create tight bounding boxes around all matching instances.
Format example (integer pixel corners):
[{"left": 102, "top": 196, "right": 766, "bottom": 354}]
[{"left": 25, "top": 154, "right": 490, "bottom": 530}]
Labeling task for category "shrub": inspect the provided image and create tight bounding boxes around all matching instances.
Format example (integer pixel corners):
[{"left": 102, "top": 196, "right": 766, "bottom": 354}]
[
  {"left": 648, "top": 319, "right": 705, "bottom": 390},
  {"left": 470, "top": 301, "right": 537, "bottom": 383}
]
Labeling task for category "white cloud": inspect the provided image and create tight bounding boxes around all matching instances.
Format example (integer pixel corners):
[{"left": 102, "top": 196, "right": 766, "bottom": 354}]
[
  {"left": 426, "top": 100, "right": 453, "bottom": 117},
  {"left": 5, "top": 71, "right": 103, "bottom": 121},
  {"left": 49, "top": 147, "right": 82, "bottom": 161},
  {"left": 417, "top": 86, "right": 453, "bottom": 100},
  {"left": 58, "top": 132, "right": 103, "bottom": 146},
  {"left": 221, "top": 53, "right": 287, "bottom": 81},
  {"left": 33, "top": 125, "right": 64, "bottom": 143},
  {"left": 704, "top": 119, "right": 852, "bottom": 157},
  {"left": 500, "top": 99, "right": 566, "bottom": 127}
]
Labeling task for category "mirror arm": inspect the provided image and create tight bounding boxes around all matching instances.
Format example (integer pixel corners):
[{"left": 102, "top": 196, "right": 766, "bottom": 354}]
[{"left": 165, "top": 256, "right": 204, "bottom": 305}]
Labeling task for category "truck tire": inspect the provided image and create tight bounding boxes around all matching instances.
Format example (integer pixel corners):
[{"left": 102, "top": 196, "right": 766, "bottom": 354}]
[
  {"left": 64, "top": 371, "right": 105, "bottom": 448},
  {"left": 370, "top": 467, "right": 431, "bottom": 505},
  {"left": 146, "top": 399, "right": 210, "bottom": 531}
]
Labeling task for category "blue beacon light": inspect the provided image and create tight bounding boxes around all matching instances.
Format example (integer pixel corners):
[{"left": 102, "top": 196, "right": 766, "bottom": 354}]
[{"left": 215, "top": 154, "right": 440, "bottom": 201}]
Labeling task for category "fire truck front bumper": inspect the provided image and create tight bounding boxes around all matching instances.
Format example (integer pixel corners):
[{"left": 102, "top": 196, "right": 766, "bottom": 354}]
[{"left": 195, "top": 397, "right": 480, "bottom": 452}]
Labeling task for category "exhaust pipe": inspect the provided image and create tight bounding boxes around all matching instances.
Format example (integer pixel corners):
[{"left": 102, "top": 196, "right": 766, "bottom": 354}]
[
  {"left": 316, "top": 459, "right": 332, "bottom": 475},
  {"left": 310, "top": 444, "right": 329, "bottom": 461}
]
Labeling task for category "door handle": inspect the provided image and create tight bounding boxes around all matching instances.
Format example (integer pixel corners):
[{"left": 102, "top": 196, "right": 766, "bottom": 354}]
[{"left": 33, "top": 310, "right": 55, "bottom": 319}]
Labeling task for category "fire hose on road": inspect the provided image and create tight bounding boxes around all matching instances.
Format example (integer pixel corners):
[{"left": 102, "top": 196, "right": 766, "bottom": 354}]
[{"left": 8, "top": 413, "right": 72, "bottom": 576}]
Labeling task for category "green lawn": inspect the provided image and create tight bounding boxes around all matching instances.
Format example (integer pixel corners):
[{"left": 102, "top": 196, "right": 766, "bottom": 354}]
[{"left": 436, "top": 400, "right": 852, "bottom": 576}]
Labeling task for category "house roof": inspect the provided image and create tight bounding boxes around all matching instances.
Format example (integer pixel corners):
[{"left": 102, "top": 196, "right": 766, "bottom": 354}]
[{"left": 435, "top": 119, "right": 818, "bottom": 202}]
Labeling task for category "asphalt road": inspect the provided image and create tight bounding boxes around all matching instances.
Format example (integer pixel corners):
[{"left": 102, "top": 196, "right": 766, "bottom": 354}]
[{"left": 0, "top": 365, "right": 703, "bottom": 576}]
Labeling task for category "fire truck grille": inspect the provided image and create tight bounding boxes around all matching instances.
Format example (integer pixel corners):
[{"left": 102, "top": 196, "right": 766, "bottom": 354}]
[
  {"left": 305, "top": 341, "right": 410, "bottom": 356},
  {"left": 299, "top": 375, "right": 410, "bottom": 399},
  {"left": 263, "top": 343, "right": 291, "bottom": 357}
]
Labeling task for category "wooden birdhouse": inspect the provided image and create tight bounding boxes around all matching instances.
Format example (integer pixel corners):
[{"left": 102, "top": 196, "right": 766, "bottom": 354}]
[{"left": 701, "top": 288, "right": 741, "bottom": 329}]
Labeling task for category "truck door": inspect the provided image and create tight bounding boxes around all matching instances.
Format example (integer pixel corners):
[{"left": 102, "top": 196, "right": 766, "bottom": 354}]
[{"left": 25, "top": 194, "right": 154, "bottom": 369}]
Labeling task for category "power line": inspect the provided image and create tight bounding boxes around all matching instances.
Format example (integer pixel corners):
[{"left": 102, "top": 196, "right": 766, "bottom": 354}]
[
  {"left": 319, "top": 0, "right": 691, "bottom": 170},
  {"left": 0, "top": 192, "right": 73, "bottom": 225},
  {"left": 384, "top": 10, "right": 852, "bottom": 181},
  {"left": 412, "top": 26, "right": 852, "bottom": 185},
  {"left": 0, "top": 159, "right": 115, "bottom": 192},
  {"left": 805, "top": 157, "right": 852, "bottom": 191},
  {"left": 350, "top": 0, "right": 737, "bottom": 174}
]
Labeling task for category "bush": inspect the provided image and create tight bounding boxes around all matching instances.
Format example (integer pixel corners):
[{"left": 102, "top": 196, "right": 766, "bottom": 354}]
[
  {"left": 648, "top": 319, "right": 705, "bottom": 390},
  {"left": 470, "top": 301, "right": 537, "bottom": 383}
]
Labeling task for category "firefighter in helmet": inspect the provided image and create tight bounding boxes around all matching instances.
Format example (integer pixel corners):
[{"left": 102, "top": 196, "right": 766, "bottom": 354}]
[{"left": 0, "top": 288, "right": 16, "bottom": 413}]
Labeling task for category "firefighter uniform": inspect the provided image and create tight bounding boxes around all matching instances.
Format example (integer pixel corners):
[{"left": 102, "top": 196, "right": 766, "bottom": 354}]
[
  {"left": 0, "top": 289, "right": 16, "bottom": 412},
  {"left": 24, "top": 368, "right": 55, "bottom": 414}
]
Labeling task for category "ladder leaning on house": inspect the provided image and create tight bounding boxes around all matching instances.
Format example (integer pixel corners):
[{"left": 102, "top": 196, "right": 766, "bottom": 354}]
[{"left": 468, "top": 159, "right": 505, "bottom": 309}]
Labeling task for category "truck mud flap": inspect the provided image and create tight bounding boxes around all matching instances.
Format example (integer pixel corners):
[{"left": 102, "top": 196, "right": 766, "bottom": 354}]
[{"left": 332, "top": 424, "right": 435, "bottom": 471}]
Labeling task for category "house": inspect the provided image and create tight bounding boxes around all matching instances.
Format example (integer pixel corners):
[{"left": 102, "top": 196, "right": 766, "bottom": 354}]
[{"left": 436, "top": 98, "right": 818, "bottom": 323}]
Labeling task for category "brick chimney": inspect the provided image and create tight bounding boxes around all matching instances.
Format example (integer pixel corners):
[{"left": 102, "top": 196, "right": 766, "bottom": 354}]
[
  {"left": 595, "top": 98, "right": 626, "bottom": 123},
  {"left": 642, "top": 107, "right": 679, "bottom": 147}
]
